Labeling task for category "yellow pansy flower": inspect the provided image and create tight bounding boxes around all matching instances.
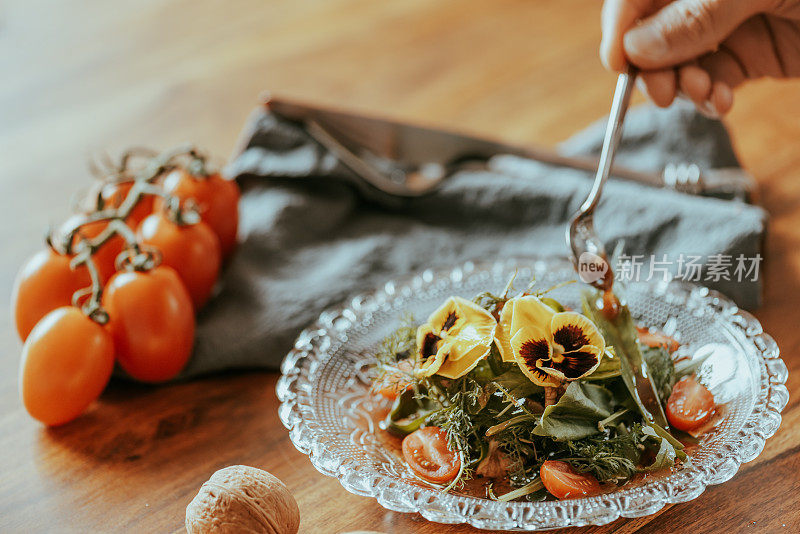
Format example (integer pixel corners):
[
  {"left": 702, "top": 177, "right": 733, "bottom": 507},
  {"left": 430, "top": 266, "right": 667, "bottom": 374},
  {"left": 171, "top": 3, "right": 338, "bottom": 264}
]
[
  {"left": 415, "top": 296, "right": 497, "bottom": 379},
  {"left": 495, "top": 296, "right": 605, "bottom": 386}
]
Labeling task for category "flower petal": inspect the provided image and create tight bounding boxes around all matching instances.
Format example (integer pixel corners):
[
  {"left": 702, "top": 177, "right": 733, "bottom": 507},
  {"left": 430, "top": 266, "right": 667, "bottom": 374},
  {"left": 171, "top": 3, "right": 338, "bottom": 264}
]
[
  {"left": 510, "top": 326, "right": 560, "bottom": 387},
  {"left": 495, "top": 300, "right": 516, "bottom": 362},
  {"left": 426, "top": 297, "right": 466, "bottom": 335},
  {"left": 440, "top": 297, "right": 496, "bottom": 361},
  {"left": 509, "top": 296, "right": 557, "bottom": 337},
  {"left": 542, "top": 345, "right": 603, "bottom": 381},
  {"left": 436, "top": 344, "right": 490, "bottom": 379},
  {"left": 550, "top": 312, "right": 605, "bottom": 353},
  {"left": 415, "top": 325, "right": 447, "bottom": 377}
]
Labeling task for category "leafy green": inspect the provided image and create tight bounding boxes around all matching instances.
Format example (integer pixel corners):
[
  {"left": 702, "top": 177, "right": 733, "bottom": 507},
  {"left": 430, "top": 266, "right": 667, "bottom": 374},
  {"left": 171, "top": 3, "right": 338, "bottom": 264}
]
[
  {"left": 583, "top": 348, "right": 622, "bottom": 381},
  {"left": 493, "top": 367, "right": 544, "bottom": 398},
  {"left": 641, "top": 344, "right": 675, "bottom": 401},
  {"left": 643, "top": 435, "right": 677, "bottom": 472},
  {"left": 643, "top": 422, "right": 687, "bottom": 461},
  {"left": 533, "top": 382, "right": 615, "bottom": 440},
  {"left": 582, "top": 290, "right": 669, "bottom": 427},
  {"left": 560, "top": 424, "right": 647, "bottom": 483}
]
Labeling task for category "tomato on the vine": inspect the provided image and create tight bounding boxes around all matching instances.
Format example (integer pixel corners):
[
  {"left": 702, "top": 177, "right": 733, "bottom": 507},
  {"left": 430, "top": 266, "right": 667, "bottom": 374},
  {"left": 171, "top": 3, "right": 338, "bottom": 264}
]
[
  {"left": 137, "top": 212, "right": 221, "bottom": 309},
  {"left": 99, "top": 181, "right": 154, "bottom": 228},
  {"left": 540, "top": 460, "right": 601, "bottom": 499},
  {"left": 20, "top": 306, "right": 115, "bottom": 426},
  {"left": 12, "top": 249, "right": 91, "bottom": 341},
  {"left": 666, "top": 376, "right": 715, "bottom": 431},
  {"left": 158, "top": 169, "right": 240, "bottom": 259},
  {"left": 401, "top": 426, "right": 461, "bottom": 483},
  {"left": 102, "top": 266, "right": 194, "bottom": 382},
  {"left": 69, "top": 219, "right": 126, "bottom": 284}
]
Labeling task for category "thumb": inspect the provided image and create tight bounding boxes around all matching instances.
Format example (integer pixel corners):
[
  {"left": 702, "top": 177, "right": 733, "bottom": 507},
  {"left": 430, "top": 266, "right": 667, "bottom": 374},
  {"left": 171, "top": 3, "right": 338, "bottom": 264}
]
[{"left": 623, "top": 0, "right": 769, "bottom": 69}]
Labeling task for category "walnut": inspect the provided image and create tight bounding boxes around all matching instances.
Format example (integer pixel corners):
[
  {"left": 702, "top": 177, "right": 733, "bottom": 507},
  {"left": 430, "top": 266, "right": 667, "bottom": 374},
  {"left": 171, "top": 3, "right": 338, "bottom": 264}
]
[{"left": 185, "top": 465, "right": 300, "bottom": 534}]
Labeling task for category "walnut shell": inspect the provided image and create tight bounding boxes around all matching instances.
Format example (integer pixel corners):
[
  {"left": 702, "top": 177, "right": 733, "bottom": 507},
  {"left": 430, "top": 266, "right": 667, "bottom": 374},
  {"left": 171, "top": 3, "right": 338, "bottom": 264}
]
[{"left": 186, "top": 465, "right": 300, "bottom": 534}]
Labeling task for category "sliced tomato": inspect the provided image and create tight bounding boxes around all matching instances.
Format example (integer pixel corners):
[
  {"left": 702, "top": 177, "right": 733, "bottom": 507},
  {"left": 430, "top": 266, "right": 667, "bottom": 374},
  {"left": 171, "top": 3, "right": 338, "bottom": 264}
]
[
  {"left": 666, "top": 376, "right": 715, "bottom": 431},
  {"left": 374, "top": 359, "right": 414, "bottom": 399},
  {"left": 540, "top": 460, "right": 601, "bottom": 499},
  {"left": 401, "top": 426, "right": 460, "bottom": 483},
  {"left": 637, "top": 326, "right": 680, "bottom": 352}
]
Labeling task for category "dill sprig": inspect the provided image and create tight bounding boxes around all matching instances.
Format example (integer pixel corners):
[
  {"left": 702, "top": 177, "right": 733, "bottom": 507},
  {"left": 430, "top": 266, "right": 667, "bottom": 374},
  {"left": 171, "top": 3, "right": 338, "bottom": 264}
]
[{"left": 558, "top": 424, "right": 647, "bottom": 483}]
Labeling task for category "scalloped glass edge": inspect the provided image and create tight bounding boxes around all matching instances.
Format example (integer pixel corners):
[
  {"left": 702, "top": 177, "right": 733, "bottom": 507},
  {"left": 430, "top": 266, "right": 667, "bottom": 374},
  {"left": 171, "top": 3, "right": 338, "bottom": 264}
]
[{"left": 276, "top": 257, "right": 789, "bottom": 531}]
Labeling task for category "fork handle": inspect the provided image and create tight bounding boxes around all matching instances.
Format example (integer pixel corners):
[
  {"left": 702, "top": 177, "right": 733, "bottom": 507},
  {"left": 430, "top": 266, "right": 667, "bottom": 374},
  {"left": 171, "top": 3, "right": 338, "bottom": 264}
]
[{"left": 579, "top": 66, "right": 638, "bottom": 214}]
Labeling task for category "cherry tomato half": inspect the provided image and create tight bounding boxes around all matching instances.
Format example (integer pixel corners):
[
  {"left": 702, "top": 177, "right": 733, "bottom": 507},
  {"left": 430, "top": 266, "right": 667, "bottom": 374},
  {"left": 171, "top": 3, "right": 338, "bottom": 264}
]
[
  {"left": 637, "top": 326, "right": 680, "bottom": 353},
  {"left": 157, "top": 169, "right": 240, "bottom": 259},
  {"left": 540, "top": 460, "right": 601, "bottom": 499},
  {"left": 137, "top": 213, "right": 221, "bottom": 309},
  {"left": 20, "top": 307, "right": 115, "bottom": 426},
  {"left": 666, "top": 376, "right": 715, "bottom": 431},
  {"left": 12, "top": 249, "right": 91, "bottom": 341},
  {"left": 401, "top": 426, "right": 461, "bottom": 483},
  {"left": 374, "top": 359, "right": 414, "bottom": 400},
  {"left": 102, "top": 266, "right": 195, "bottom": 382}
]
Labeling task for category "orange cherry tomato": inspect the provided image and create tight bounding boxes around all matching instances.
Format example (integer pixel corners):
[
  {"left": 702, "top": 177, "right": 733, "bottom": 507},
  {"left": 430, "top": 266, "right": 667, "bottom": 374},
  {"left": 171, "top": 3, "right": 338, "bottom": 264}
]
[
  {"left": 20, "top": 306, "right": 115, "bottom": 426},
  {"left": 666, "top": 376, "right": 715, "bottom": 431},
  {"left": 637, "top": 326, "right": 680, "bottom": 353},
  {"left": 102, "top": 266, "right": 195, "bottom": 382},
  {"left": 374, "top": 359, "right": 414, "bottom": 400},
  {"left": 99, "top": 181, "right": 154, "bottom": 228},
  {"left": 12, "top": 249, "right": 91, "bottom": 341},
  {"left": 137, "top": 213, "right": 221, "bottom": 309},
  {"left": 157, "top": 169, "right": 240, "bottom": 259},
  {"left": 540, "top": 460, "right": 601, "bottom": 499},
  {"left": 401, "top": 426, "right": 461, "bottom": 483}
]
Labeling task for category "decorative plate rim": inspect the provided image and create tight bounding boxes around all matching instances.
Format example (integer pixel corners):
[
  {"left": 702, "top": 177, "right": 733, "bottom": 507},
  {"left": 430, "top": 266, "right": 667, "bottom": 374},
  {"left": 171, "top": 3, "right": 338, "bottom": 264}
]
[{"left": 276, "top": 257, "right": 789, "bottom": 531}]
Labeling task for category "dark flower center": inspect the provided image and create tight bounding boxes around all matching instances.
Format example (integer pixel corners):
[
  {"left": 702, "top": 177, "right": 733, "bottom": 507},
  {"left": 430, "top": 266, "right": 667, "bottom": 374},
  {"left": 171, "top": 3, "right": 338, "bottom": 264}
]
[
  {"left": 549, "top": 350, "right": 599, "bottom": 379},
  {"left": 552, "top": 324, "right": 589, "bottom": 352},
  {"left": 421, "top": 332, "right": 442, "bottom": 359},
  {"left": 518, "top": 339, "right": 550, "bottom": 367},
  {"left": 442, "top": 312, "right": 458, "bottom": 332}
]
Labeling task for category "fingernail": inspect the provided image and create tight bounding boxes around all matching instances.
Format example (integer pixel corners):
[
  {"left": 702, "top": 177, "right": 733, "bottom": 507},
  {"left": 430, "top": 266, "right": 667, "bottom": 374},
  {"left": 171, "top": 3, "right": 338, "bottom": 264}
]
[
  {"left": 624, "top": 25, "right": 669, "bottom": 61},
  {"left": 697, "top": 100, "right": 720, "bottom": 119},
  {"left": 713, "top": 82, "right": 733, "bottom": 115}
]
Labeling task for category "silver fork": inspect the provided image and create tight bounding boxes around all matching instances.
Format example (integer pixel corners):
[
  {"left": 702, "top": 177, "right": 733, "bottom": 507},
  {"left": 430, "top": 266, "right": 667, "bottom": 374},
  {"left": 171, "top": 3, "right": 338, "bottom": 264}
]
[
  {"left": 566, "top": 67, "right": 636, "bottom": 290},
  {"left": 567, "top": 67, "right": 670, "bottom": 429}
]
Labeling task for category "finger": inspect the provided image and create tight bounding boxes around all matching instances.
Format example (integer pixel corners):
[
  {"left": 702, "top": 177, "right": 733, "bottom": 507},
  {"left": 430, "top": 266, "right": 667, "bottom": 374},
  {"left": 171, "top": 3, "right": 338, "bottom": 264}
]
[
  {"left": 600, "top": 0, "right": 658, "bottom": 71},
  {"left": 697, "top": 46, "right": 748, "bottom": 89},
  {"left": 623, "top": 0, "right": 772, "bottom": 69},
  {"left": 678, "top": 64, "right": 713, "bottom": 106},
  {"left": 638, "top": 68, "right": 678, "bottom": 107},
  {"left": 709, "top": 81, "right": 734, "bottom": 115},
  {"left": 721, "top": 15, "right": 786, "bottom": 78}
]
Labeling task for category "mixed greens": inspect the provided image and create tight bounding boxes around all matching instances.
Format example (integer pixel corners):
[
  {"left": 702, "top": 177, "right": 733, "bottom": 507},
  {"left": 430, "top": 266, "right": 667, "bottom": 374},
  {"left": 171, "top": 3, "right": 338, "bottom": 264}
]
[{"left": 371, "top": 280, "right": 712, "bottom": 501}]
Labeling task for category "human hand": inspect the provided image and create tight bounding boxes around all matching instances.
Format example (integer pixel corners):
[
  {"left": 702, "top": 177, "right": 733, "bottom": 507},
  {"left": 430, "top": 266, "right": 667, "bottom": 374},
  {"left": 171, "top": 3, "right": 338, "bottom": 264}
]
[{"left": 600, "top": 0, "right": 800, "bottom": 115}]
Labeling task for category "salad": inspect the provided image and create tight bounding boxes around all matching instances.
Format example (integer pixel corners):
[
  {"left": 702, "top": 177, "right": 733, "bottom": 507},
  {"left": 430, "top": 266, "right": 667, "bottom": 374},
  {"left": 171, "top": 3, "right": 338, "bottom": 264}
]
[{"left": 371, "top": 279, "right": 716, "bottom": 501}]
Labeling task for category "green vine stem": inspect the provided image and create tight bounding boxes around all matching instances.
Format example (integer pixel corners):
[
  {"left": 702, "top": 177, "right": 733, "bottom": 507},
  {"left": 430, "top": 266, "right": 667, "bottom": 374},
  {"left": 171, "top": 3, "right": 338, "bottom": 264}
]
[{"left": 69, "top": 249, "right": 108, "bottom": 325}]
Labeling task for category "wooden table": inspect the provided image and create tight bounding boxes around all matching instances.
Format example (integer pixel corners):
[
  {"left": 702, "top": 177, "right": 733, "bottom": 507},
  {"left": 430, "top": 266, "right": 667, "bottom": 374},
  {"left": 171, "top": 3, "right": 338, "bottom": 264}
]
[{"left": 2, "top": 1, "right": 799, "bottom": 532}]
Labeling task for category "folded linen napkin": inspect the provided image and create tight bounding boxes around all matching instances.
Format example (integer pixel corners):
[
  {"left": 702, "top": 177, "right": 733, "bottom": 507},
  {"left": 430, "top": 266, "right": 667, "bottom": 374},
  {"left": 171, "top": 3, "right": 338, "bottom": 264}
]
[{"left": 182, "top": 102, "right": 766, "bottom": 378}]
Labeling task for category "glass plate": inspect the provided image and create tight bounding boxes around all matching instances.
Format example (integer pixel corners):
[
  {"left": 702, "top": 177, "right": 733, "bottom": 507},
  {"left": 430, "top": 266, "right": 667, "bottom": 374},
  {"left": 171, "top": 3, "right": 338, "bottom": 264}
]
[{"left": 276, "top": 257, "right": 788, "bottom": 530}]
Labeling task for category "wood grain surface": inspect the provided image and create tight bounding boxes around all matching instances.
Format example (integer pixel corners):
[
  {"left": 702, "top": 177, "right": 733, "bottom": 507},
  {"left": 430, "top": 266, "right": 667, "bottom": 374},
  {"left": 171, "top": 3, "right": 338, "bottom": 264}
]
[{"left": 1, "top": 1, "right": 799, "bottom": 533}]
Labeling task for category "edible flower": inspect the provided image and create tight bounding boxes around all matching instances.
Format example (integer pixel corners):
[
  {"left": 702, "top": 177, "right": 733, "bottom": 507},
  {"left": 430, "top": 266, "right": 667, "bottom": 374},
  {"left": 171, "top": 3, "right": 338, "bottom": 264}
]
[
  {"left": 495, "top": 296, "right": 605, "bottom": 386},
  {"left": 415, "top": 296, "right": 497, "bottom": 379}
]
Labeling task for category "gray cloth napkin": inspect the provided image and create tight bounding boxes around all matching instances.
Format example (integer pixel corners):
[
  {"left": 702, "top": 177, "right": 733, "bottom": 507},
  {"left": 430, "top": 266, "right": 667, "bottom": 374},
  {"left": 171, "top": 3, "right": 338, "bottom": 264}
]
[{"left": 182, "top": 102, "right": 766, "bottom": 378}]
